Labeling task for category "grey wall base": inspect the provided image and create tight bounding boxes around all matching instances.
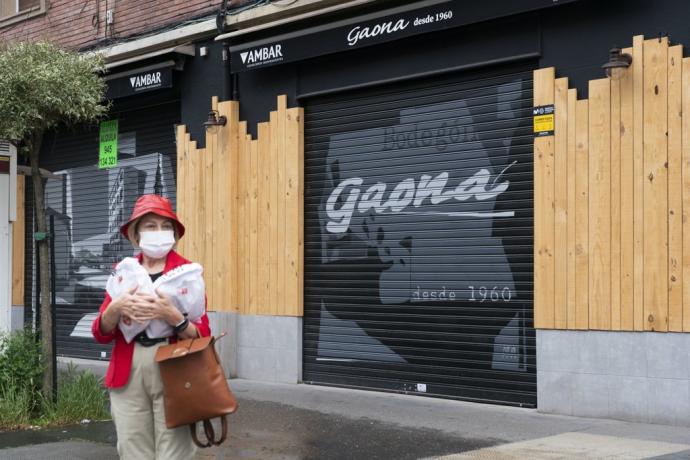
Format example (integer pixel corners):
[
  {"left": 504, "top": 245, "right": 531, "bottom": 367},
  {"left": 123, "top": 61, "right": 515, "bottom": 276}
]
[
  {"left": 235, "top": 314, "right": 302, "bottom": 384},
  {"left": 208, "top": 311, "right": 238, "bottom": 379},
  {"left": 202, "top": 312, "right": 304, "bottom": 384},
  {"left": 10, "top": 305, "right": 23, "bottom": 331},
  {"left": 538, "top": 330, "right": 690, "bottom": 426}
]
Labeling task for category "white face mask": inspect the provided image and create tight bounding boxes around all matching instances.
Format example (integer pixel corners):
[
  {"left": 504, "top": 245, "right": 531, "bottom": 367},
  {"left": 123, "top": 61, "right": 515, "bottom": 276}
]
[{"left": 139, "top": 230, "right": 175, "bottom": 259}]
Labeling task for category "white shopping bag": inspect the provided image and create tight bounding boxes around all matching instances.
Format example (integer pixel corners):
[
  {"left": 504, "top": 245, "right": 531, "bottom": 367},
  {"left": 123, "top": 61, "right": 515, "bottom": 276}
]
[
  {"left": 106, "top": 258, "right": 153, "bottom": 343},
  {"left": 105, "top": 259, "right": 205, "bottom": 343}
]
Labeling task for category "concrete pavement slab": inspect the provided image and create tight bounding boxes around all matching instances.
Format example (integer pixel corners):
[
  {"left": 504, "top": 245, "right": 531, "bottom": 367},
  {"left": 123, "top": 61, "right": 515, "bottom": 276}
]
[{"left": 426, "top": 433, "right": 690, "bottom": 459}]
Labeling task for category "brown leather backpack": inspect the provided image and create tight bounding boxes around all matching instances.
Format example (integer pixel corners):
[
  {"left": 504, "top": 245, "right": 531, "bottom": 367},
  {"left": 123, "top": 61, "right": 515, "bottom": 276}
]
[{"left": 155, "top": 335, "right": 238, "bottom": 448}]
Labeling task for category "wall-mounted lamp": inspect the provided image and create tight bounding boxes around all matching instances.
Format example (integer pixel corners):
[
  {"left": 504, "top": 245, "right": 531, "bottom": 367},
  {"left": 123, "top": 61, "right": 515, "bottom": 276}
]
[
  {"left": 602, "top": 46, "right": 632, "bottom": 79},
  {"left": 203, "top": 110, "right": 227, "bottom": 133}
]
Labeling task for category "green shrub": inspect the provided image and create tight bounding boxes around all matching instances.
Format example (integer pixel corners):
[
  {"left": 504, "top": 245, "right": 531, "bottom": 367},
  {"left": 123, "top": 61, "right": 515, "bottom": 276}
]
[
  {"left": 50, "top": 363, "right": 110, "bottom": 424},
  {"left": 0, "top": 329, "right": 44, "bottom": 419},
  {"left": 0, "top": 330, "right": 110, "bottom": 429},
  {"left": 0, "top": 381, "right": 34, "bottom": 429}
]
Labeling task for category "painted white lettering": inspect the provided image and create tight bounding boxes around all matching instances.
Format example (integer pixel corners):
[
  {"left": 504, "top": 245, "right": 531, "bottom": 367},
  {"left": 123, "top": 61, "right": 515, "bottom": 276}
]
[
  {"left": 346, "top": 18, "right": 410, "bottom": 46},
  {"left": 383, "top": 178, "right": 415, "bottom": 212},
  {"left": 358, "top": 182, "right": 386, "bottom": 214},
  {"left": 325, "top": 166, "right": 513, "bottom": 233},
  {"left": 326, "top": 178, "right": 363, "bottom": 233}
]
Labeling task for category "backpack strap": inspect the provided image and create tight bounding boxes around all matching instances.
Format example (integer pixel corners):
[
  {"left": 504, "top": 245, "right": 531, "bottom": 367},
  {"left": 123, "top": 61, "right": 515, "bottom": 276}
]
[
  {"left": 189, "top": 416, "right": 228, "bottom": 448},
  {"left": 190, "top": 422, "right": 211, "bottom": 448}
]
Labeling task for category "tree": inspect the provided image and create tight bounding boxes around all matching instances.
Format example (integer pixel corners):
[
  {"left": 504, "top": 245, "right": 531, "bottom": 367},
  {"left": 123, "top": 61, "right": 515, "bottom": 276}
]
[{"left": 0, "top": 41, "right": 109, "bottom": 399}]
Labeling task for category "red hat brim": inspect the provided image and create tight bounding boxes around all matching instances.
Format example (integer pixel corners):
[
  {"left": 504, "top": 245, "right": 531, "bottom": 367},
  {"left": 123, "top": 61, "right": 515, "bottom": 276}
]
[{"left": 120, "top": 195, "right": 185, "bottom": 239}]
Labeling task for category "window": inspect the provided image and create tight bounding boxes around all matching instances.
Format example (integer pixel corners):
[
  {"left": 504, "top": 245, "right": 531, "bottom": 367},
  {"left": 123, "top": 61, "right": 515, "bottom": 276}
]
[{"left": 0, "top": 0, "right": 45, "bottom": 27}]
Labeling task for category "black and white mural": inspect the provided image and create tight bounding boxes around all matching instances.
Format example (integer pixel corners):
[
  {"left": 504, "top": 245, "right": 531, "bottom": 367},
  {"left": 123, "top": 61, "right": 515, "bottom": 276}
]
[
  {"left": 43, "top": 152, "right": 175, "bottom": 359},
  {"left": 303, "top": 68, "right": 536, "bottom": 405}
]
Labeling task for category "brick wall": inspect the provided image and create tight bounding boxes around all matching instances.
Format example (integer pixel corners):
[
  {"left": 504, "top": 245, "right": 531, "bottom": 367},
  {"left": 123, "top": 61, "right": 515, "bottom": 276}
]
[{"left": 0, "top": 0, "right": 221, "bottom": 51}]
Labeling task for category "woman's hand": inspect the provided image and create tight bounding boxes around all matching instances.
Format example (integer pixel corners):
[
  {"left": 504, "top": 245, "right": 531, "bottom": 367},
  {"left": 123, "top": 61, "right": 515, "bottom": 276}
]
[
  {"left": 130, "top": 290, "right": 184, "bottom": 326},
  {"left": 99, "top": 285, "right": 141, "bottom": 335}
]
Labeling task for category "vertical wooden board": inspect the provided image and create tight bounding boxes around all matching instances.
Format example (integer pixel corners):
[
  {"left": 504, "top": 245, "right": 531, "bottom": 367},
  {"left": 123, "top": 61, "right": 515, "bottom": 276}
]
[
  {"left": 269, "top": 111, "right": 279, "bottom": 315},
  {"left": 257, "top": 122, "right": 271, "bottom": 314},
  {"left": 683, "top": 58, "right": 690, "bottom": 331},
  {"left": 213, "top": 101, "right": 237, "bottom": 312},
  {"left": 533, "top": 67, "right": 556, "bottom": 329},
  {"left": 249, "top": 139, "right": 259, "bottom": 315},
  {"left": 227, "top": 102, "right": 241, "bottom": 312},
  {"left": 297, "top": 107, "right": 305, "bottom": 313},
  {"left": 554, "top": 78, "right": 569, "bottom": 329},
  {"left": 643, "top": 37, "right": 669, "bottom": 332},
  {"left": 285, "top": 107, "right": 303, "bottom": 315},
  {"left": 668, "top": 45, "right": 683, "bottom": 331},
  {"left": 566, "top": 88, "right": 577, "bottom": 328},
  {"left": 204, "top": 131, "right": 216, "bottom": 310},
  {"left": 633, "top": 35, "right": 645, "bottom": 331},
  {"left": 187, "top": 139, "right": 199, "bottom": 262},
  {"left": 610, "top": 77, "right": 622, "bottom": 330},
  {"left": 237, "top": 122, "right": 248, "bottom": 313},
  {"left": 175, "top": 125, "right": 188, "bottom": 256},
  {"left": 588, "top": 78, "right": 612, "bottom": 331},
  {"left": 276, "top": 96, "right": 287, "bottom": 316},
  {"left": 11, "top": 175, "right": 25, "bottom": 306},
  {"left": 575, "top": 99, "right": 590, "bottom": 330},
  {"left": 195, "top": 148, "right": 207, "bottom": 268},
  {"left": 620, "top": 47, "right": 635, "bottom": 330}
]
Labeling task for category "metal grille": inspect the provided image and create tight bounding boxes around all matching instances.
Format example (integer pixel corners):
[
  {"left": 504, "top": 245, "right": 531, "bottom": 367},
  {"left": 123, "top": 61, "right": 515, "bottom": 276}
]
[
  {"left": 32, "top": 99, "right": 180, "bottom": 360},
  {"left": 302, "top": 64, "right": 536, "bottom": 407}
]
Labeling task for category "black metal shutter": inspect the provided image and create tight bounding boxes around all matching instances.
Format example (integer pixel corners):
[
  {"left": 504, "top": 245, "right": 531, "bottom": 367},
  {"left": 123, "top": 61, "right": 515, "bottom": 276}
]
[
  {"left": 303, "top": 64, "right": 536, "bottom": 407},
  {"left": 35, "top": 98, "right": 180, "bottom": 360}
]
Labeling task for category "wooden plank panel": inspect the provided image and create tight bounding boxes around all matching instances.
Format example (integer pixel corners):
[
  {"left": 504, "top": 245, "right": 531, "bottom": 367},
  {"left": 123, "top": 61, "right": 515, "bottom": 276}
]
[
  {"left": 588, "top": 78, "right": 611, "bottom": 331},
  {"left": 187, "top": 139, "right": 199, "bottom": 262},
  {"left": 633, "top": 35, "right": 645, "bottom": 331},
  {"left": 257, "top": 122, "right": 271, "bottom": 314},
  {"left": 683, "top": 58, "right": 690, "bottom": 331},
  {"left": 668, "top": 45, "right": 683, "bottom": 331},
  {"left": 215, "top": 101, "right": 239, "bottom": 312},
  {"left": 269, "top": 111, "right": 279, "bottom": 315},
  {"left": 239, "top": 122, "right": 250, "bottom": 314},
  {"left": 566, "top": 88, "right": 577, "bottom": 329},
  {"left": 175, "top": 125, "right": 188, "bottom": 256},
  {"left": 249, "top": 138, "right": 259, "bottom": 314},
  {"left": 228, "top": 102, "right": 240, "bottom": 312},
  {"left": 643, "top": 37, "right": 669, "bottom": 332},
  {"left": 204, "top": 135, "right": 216, "bottom": 311},
  {"left": 620, "top": 47, "right": 635, "bottom": 330},
  {"left": 285, "top": 107, "right": 304, "bottom": 316},
  {"left": 276, "top": 95, "right": 287, "bottom": 316},
  {"left": 575, "top": 99, "right": 589, "bottom": 330},
  {"left": 533, "top": 67, "right": 556, "bottom": 329},
  {"left": 11, "top": 175, "right": 25, "bottom": 306},
  {"left": 205, "top": 97, "right": 219, "bottom": 309},
  {"left": 554, "top": 77, "right": 569, "bottom": 329},
  {"left": 610, "top": 77, "right": 622, "bottom": 330},
  {"left": 195, "top": 148, "right": 207, "bottom": 268},
  {"left": 297, "top": 107, "right": 305, "bottom": 313}
]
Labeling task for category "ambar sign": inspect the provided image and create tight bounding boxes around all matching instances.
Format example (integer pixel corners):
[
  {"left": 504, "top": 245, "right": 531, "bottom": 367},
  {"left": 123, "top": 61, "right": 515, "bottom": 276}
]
[{"left": 106, "top": 66, "right": 173, "bottom": 99}]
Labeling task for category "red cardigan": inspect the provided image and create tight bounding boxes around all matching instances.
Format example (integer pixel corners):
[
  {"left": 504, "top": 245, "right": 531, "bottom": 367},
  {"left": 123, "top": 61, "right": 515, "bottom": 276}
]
[{"left": 91, "top": 251, "right": 211, "bottom": 389}]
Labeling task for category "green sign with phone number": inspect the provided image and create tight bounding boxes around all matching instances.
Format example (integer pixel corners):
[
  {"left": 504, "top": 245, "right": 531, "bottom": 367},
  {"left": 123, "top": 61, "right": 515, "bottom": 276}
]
[{"left": 99, "top": 120, "right": 118, "bottom": 169}]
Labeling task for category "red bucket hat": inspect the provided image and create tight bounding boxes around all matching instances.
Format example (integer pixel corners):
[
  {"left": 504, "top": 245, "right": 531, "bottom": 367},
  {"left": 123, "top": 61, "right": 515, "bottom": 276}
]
[{"left": 120, "top": 194, "right": 185, "bottom": 239}]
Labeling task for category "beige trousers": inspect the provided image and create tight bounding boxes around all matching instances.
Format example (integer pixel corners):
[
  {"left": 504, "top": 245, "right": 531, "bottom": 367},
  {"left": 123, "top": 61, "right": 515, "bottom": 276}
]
[{"left": 110, "top": 341, "right": 197, "bottom": 460}]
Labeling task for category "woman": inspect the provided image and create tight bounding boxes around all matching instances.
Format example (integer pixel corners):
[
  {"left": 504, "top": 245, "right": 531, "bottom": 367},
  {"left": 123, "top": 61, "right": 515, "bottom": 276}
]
[{"left": 92, "top": 194, "right": 211, "bottom": 460}]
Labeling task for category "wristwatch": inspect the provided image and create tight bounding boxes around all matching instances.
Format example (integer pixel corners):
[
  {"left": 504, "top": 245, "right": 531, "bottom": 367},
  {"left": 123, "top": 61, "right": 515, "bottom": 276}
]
[{"left": 173, "top": 316, "right": 190, "bottom": 334}]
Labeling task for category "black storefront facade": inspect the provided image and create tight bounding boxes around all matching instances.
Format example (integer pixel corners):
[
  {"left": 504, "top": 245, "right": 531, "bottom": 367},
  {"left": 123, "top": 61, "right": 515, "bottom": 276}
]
[
  {"left": 24, "top": 38, "right": 226, "bottom": 361},
  {"left": 224, "top": 0, "right": 690, "bottom": 410},
  {"left": 22, "top": 0, "right": 690, "bottom": 422}
]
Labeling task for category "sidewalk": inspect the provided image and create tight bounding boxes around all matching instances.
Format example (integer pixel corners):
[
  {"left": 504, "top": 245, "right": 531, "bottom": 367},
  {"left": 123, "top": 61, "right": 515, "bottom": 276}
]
[{"left": 0, "top": 379, "right": 689, "bottom": 459}]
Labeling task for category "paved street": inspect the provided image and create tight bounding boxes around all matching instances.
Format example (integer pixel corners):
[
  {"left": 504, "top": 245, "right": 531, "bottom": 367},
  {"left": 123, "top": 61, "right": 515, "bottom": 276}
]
[{"left": 0, "top": 379, "right": 689, "bottom": 459}]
